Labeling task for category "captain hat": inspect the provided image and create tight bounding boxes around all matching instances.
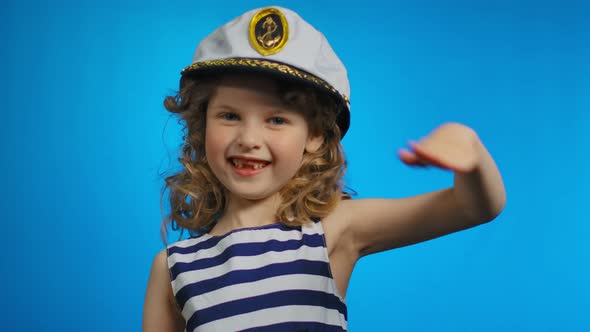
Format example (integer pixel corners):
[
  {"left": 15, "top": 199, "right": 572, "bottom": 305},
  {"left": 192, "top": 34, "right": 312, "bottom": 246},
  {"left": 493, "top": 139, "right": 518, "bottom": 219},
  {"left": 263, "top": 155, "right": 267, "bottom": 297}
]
[{"left": 180, "top": 6, "right": 351, "bottom": 138}]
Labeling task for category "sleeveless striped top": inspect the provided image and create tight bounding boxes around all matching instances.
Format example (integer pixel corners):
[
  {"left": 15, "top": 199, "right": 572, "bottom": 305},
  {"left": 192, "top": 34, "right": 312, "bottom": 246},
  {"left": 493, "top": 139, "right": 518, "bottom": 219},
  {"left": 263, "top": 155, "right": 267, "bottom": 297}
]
[{"left": 166, "top": 219, "right": 348, "bottom": 331}]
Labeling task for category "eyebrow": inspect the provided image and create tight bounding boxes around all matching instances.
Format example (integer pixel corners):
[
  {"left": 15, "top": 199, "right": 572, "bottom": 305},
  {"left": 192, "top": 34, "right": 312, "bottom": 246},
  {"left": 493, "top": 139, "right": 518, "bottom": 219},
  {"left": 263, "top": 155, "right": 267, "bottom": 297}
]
[
  {"left": 208, "top": 103, "right": 239, "bottom": 112},
  {"left": 209, "top": 103, "right": 295, "bottom": 115}
]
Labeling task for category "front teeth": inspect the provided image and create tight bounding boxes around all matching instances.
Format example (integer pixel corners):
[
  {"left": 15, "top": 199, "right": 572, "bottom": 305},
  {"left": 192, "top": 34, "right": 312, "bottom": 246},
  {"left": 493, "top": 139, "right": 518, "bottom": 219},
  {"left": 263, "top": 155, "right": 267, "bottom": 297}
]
[
  {"left": 232, "top": 159, "right": 244, "bottom": 168},
  {"left": 231, "top": 159, "right": 267, "bottom": 169}
]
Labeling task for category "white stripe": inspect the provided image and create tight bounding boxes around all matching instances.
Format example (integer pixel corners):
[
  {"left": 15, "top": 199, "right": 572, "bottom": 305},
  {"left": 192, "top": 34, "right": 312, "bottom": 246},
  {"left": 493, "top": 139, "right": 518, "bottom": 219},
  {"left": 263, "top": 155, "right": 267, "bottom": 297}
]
[
  {"left": 196, "top": 305, "right": 347, "bottom": 331},
  {"left": 303, "top": 220, "right": 323, "bottom": 235},
  {"left": 168, "top": 233, "right": 213, "bottom": 249},
  {"left": 168, "top": 226, "right": 316, "bottom": 265},
  {"left": 181, "top": 273, "right": 342, "bottom": 318},
  {"left": 171, "top": 245, "right": 328, "bottom": 292}
]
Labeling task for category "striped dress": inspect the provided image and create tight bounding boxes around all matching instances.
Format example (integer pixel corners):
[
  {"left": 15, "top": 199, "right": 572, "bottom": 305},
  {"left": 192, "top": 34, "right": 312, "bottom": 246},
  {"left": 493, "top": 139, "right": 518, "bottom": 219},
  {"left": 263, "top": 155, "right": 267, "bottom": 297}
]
[{"left": 166, "top": 219, "right": 348, "bottom": 331}]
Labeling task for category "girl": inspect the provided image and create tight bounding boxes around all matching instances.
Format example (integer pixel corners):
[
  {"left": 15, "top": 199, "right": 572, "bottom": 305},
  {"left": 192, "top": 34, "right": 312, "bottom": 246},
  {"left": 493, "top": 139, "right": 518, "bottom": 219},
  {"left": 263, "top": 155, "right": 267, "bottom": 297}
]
[{"left": 143, "top": 6, "right": 506, "bottom": 332}]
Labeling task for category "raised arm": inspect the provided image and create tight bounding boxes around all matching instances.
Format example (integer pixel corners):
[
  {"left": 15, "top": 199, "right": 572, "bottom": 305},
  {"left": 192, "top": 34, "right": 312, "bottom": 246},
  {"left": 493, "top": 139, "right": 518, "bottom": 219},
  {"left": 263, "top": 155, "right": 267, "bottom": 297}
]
[
  {"left": 143, "top": 249, "right": 186, "bottom": 332},
  {"left": 332, "top": 122, "right": 506, "bottom": 258}
]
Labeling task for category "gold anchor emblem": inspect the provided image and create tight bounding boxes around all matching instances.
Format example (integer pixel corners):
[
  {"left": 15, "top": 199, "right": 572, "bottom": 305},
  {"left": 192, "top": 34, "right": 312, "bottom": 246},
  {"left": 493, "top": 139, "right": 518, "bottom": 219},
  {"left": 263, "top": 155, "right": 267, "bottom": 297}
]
[
  {"left": 257, "top": 17, "right": 281, "bottom": 49},
  {"left": 249, "top": 8, "right": 289, "bottom": 56}
]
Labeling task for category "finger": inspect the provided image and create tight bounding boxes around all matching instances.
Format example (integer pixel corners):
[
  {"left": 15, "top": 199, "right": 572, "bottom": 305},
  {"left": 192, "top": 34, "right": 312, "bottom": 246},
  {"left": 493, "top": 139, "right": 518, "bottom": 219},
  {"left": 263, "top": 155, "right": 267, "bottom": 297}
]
[
  {"left": 405, "top": 142, "right": 442, "bottom": 166},
  {"left": 398, "top": 148, "right": 429, "bottom": 167},
  {"left": 411, "top": 140, "right": 473, "bottom": 172}
]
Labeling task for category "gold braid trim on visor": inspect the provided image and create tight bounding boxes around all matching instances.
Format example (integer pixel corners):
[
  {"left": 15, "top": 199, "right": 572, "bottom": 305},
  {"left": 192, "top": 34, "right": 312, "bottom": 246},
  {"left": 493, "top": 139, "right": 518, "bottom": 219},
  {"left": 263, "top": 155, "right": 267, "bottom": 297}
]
[{"left": 181, "top": 58, "right": 350, "bottom": 105}]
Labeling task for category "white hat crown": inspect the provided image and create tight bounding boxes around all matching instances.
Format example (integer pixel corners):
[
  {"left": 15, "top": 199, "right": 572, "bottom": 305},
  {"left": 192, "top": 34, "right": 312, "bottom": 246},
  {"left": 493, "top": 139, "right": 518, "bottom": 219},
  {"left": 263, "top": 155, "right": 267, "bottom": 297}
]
[{"left": 181, "top": 6, "right": 351, "bottom": 136}]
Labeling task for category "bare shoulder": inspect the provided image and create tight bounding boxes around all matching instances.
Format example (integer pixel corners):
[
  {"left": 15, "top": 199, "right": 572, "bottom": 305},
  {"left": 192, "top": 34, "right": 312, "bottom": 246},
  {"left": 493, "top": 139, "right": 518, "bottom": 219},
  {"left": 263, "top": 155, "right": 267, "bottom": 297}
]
[{"left": 142, "top": 249, "right": 185, "bottom": 332}]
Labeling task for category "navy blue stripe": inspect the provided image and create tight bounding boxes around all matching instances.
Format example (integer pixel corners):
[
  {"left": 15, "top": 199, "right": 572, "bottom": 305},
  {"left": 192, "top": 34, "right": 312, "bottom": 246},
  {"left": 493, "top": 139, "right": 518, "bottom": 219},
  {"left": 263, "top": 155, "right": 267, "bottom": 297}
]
[
  {"left": 186, "top": 289, "right": 348, "bottom": 331},
  {"left": 168, "top": 223, "right": 300, "bottom": 255},
  {"left": 239, "top": 321, "right": 347, "bottom": 332},
  {"left": 169, "top": 233, "right": 324, "bottom": 281},
  {"left": 175, "top": 259, "right": 332, "bottom": 309}
]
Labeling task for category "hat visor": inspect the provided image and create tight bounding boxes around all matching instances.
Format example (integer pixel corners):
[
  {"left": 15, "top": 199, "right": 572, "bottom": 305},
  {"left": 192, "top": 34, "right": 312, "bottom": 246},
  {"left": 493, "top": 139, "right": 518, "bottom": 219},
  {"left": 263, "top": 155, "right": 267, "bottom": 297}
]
[{"left": 180, "top": 58, "right": 350, "bottom": 138}]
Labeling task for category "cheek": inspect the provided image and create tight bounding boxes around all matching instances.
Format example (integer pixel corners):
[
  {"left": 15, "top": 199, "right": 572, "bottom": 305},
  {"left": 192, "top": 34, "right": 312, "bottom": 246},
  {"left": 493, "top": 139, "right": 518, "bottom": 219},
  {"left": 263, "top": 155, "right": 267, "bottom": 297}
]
[
  {"left": 204, "top": 127, "right": 226, "bottom": 159},
  {"left": 273, "top": 139, "right": 307, "bottom": 164}
]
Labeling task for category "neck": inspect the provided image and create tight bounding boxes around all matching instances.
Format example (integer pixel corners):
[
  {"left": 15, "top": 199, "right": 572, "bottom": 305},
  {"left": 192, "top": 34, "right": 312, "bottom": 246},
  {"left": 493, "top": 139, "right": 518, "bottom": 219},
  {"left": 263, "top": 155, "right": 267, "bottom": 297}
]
[{"left": 210, "top": 192, "right": 281, "bottom": 236}]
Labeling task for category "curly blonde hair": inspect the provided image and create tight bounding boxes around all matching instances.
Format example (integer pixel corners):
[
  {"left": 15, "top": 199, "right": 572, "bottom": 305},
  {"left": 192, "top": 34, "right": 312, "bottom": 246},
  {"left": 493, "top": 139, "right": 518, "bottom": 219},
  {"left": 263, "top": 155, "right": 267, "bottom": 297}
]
[{"left": 160, "top": 74, "right": 348, "bottom": 243}]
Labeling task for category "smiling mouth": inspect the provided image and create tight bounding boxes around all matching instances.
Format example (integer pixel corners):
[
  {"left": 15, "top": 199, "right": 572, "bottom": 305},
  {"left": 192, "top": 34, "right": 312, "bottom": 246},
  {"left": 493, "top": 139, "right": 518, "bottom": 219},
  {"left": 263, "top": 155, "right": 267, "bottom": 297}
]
[{"left": 229, "top": 158, "right": 271, "bottom": 170}]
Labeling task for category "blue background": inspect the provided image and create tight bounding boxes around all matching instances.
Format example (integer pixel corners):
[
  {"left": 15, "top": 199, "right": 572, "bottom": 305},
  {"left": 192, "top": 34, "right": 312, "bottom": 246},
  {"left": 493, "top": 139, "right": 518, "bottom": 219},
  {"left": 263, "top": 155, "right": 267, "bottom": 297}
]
[{"left": 2, "top": 0, "right": 589, "bottom": 331}]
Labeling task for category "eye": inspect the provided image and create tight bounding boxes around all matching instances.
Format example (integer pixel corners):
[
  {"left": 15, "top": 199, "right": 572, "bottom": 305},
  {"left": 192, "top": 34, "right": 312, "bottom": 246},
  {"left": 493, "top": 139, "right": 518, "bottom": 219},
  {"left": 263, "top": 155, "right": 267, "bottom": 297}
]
[
  {"left": 269, "top": 116, "right": 286, "bottom": 125},
  {"left": 220, "top": 112, "right": 239, "bottom": 121}
]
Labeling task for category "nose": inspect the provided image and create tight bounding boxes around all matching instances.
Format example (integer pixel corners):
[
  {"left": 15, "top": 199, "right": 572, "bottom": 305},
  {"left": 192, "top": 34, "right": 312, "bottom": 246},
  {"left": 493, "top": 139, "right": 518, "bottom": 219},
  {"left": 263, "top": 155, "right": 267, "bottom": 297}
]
[{"left": 236, "top": 122, "right": 262, "bottom": 150}]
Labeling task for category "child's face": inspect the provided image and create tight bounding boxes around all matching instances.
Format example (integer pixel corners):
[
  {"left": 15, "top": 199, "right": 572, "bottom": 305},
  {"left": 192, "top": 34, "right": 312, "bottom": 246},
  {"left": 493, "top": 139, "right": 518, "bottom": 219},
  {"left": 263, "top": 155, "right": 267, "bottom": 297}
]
[{"left": 205, "top": 75, "right": 322, "bottom": 202}]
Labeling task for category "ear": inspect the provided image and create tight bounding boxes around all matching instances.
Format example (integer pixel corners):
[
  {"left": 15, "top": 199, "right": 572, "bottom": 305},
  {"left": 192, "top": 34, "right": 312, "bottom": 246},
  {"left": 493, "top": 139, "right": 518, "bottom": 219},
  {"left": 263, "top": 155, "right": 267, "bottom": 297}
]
[{"left": 305, "top": 134, "right": 324, "bottom": 153}]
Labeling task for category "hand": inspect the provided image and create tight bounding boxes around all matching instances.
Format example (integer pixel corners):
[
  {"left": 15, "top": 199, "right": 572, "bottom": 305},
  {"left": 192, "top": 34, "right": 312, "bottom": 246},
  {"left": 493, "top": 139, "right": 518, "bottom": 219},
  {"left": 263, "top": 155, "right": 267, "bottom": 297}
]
[{"left": 398, "top": 122, "right": 480, "bottom": 173}]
